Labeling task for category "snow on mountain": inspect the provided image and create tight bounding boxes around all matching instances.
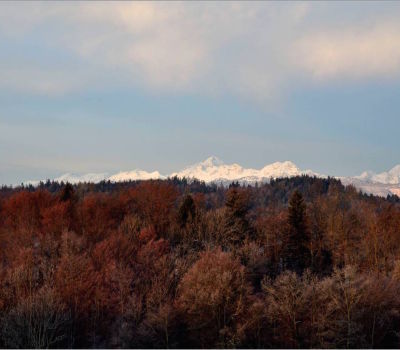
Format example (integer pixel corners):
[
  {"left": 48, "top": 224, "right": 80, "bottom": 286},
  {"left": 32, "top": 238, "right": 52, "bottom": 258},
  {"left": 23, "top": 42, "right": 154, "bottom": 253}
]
[
  {"left": 24, "top": 173, "right": 109, "bottom": 186},
  {"left": 341, "top": 177, "right": 397, "bottom": 197},
  {"left": 24, "top": 156, "right": 318, "bottom": 187},
  {"left": 108, "top": 170, "right": 165, "bottom": 182},
  {"left": 170, "top": 156, "right": 259, "bottom": 183},
  {"left": 21, "top": 157, "right": 400, "bottom": 198},
  {"left": 354, "top": 165, "right": 400, "bottom": 185},
  {"left": 343, "top": 164, "right": 400, "bottom": 197},
  {"left": 171, "top": 156, "right": 319, "bottom": 184},
  {"left": 54, "top": 172, "right": 109, "bottom": 184},
  {"left": 259, "top": 161, "right": 316, "bottom": 178},
  {"left": 24, "top": 170, "right": 163, "bottom": 186},
  {"left": 373, "top": 165, "right": 400, "bottom": 185}
]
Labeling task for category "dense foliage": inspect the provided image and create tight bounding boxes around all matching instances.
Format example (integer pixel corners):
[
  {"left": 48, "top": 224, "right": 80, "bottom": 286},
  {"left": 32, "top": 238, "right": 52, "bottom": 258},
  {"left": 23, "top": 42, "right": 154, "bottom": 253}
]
[{"left": 1, "top": 176, "right": 400, "bottom": 348}]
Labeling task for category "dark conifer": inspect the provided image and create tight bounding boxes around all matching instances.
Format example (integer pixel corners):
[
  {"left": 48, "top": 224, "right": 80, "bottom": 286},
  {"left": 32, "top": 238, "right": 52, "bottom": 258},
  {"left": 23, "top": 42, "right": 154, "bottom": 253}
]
[
  {"left": 224, "top": 187, "right": 252, "bottom": 246},
  {"left": 284, "top": 190, "right": 311, "bottom": 273},
  {"left": 178, "top": 194, "right": 196, "bottom": 227},
  {"left": 60, "top": 183, "right": 74, "bottom": 202}
]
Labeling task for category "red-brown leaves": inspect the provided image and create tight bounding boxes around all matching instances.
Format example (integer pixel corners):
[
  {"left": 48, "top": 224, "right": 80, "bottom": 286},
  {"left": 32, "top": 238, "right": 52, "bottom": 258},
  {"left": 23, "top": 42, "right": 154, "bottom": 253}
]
[
  {"left": 1, "top": 178, "right": 400, "bottom": 348},
  {"left": 130, "top": 182, "right": 178, "bottom": 236},
  {"left": 79, "top": 193, "right": 125, "bottom": 243}
]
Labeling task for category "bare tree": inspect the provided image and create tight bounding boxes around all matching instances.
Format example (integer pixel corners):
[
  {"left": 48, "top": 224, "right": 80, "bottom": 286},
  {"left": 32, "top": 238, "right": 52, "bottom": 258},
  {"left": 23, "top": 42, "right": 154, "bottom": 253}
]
[{"left": 1, "top": 287, "right": 71, "bottom": 348}]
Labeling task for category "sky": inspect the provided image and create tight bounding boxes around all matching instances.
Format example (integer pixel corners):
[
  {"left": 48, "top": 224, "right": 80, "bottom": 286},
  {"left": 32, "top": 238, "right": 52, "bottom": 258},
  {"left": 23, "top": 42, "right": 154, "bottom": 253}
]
[{"left": 1, "top": 1, "right": 400, "bottom": 185}]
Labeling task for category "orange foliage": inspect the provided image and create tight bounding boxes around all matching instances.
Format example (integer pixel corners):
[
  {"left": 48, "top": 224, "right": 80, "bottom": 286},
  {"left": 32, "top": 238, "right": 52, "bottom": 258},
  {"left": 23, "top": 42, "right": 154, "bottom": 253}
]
[{"left": 0, "top": 178, "right": 400, "bottom": 348}]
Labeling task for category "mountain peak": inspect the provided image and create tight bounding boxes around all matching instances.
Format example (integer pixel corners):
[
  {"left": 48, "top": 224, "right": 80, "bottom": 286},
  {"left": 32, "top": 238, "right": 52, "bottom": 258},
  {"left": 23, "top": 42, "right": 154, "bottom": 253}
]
[
  {"left": 260, "top": 160, "right": 301, "bottom": 177},
  {"left": 389, "top": 164, "right": 400, "bottom": 176},
  {"left": 353, "top": 164, "right": 400, "bottom": 185},
  {"left": 200, "top": 156, "right": 225, "bottom": 168},
  {"left": 282, "top": 160, "right": 298, "bottom": 167}
]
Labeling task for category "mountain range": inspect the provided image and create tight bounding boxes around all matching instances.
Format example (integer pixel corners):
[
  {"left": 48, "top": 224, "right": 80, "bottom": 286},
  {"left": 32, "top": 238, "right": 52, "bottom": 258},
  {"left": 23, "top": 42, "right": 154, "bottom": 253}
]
[{"left": 25, "top": 156, "right": 400, "bottom": 197}]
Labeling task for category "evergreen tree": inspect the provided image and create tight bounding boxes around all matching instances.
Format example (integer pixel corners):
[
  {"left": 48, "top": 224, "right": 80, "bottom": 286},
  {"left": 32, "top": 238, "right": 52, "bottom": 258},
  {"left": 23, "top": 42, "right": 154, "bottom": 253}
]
[
  {"left": 224, "top": 188, "right": 252, "bottom": 246},
  {"left": 60, "top": 183, "right": 74, "bottom": 202},
  {"left": 284, "top": 190, "right": 311, "bottom": 273},
  {"left": 178, "top": 194, "right": 196, "bottom": 228}
]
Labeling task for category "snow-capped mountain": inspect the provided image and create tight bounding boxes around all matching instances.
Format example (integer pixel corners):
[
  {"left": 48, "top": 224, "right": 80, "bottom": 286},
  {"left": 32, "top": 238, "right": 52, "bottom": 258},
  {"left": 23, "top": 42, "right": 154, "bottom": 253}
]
[
  {"left": 170, "top": 156, "right": 258, "bottom": 183},
  {"left": 353, "top": 165, "right": 400, "bottom": 185},
  {"left": 22, "top": 157, "right": 400, "bottom": 198},
  {"left": 340, "top": 177, "right": 398, "bottom": 197},
  {"left": 26, "top": 170, "right": 164, "bottom": 186},
  {"left": 25, "top": 172, "right": 109, "bottom": 186},
  {"left": 54, "top": 172, "right": 109, "bottom": 184},
  {"left": 24, "top": 156, "right": 318, "bottom": 187},
  {"left": 341, "top": 164, "right": 400, "bottom": 197},
  {"left": 108, "top": 170, "right": 165, "bottom": 182},
  {"left": 171, "top": 156, "right": 319, "bottom": 184}
]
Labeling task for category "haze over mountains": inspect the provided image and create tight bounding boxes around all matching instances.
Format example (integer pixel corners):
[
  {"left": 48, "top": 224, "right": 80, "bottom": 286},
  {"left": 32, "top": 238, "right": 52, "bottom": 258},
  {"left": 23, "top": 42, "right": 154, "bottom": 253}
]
[{"left": 25, "top": 156, "right": 400, "bottom": 197}]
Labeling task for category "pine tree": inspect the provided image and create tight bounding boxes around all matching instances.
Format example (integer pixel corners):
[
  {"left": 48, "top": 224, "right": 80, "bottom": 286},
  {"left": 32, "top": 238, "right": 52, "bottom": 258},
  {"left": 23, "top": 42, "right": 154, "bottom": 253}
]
[
  {"left": 284, "top": 190, "right": 311, "bottom": 273},
  {"left": 178, "top": 194, "right": 196, "bottom": 228},
  {"left": 60, "top": 183, "right": 74, "bottom": 202},
  {"left": 223, "top": 188, "right": 252, "bottom": 246}
]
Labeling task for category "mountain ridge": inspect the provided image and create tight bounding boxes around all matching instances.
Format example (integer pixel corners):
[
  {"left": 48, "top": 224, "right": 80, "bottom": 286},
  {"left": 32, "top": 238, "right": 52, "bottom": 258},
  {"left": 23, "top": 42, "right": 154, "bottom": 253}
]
[{"left": 24, "top": 156, "right": 400, "bottom": 197}]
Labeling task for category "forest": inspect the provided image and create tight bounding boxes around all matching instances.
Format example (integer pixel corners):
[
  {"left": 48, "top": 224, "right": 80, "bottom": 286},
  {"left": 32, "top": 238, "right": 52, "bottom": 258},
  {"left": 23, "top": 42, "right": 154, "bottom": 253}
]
[{"left": 1, "top": 176, "right": 400, "bottom": 348}]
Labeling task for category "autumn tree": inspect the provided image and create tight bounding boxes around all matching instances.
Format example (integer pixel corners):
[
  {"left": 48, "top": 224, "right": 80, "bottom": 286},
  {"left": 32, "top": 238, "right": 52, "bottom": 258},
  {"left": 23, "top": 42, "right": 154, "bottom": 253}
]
[
  {"left": 262, "top": 271, "right": 310, "bottom": 348},
  {"left": 316, "top": 266, "right": 400, "bottom": 348},
  {"left": 177, "top": 249, "right": 250, "bottom": 347},
  {"left": 1, "top": 175, "right": 400, "bottom": 348},
  {"left": 1, "top": 288, "right": 71, "bottom": 348},
  {"left": 132, "top": 182, "right": 178, "bottom": 237}
]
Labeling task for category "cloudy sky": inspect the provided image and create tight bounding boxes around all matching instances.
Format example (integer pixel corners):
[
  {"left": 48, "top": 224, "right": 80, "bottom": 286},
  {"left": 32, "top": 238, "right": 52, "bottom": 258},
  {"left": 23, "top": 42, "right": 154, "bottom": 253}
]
[{"left": 1, "top": 1, "right": 400, "bottom": 184}]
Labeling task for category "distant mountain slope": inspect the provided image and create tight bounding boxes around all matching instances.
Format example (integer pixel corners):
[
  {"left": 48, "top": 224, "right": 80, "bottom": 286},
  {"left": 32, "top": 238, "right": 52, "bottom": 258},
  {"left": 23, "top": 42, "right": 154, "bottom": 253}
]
[
  {"left": 340, "top": 177, "right": 400, "bottom": 197},
  {"left": 26, "top": 172, "right": 109, "bottom": 186},
  {"left": 341, "top": 164, "right": 400, "bottom": 197},
  {"left": 23, "top": 156, "right": 400, "bottom": 197},
  {"left": 353, "top": 165, "right": 400, "bottom": 185},
  {"left": 108, "top": 170, "right": 166, "bottom": 182},
  {"left": 55, "top": 172, "right": 109, "bottom": 184},
  {"left": 170, "top": 156, "right": 319, "bottom": 184}
]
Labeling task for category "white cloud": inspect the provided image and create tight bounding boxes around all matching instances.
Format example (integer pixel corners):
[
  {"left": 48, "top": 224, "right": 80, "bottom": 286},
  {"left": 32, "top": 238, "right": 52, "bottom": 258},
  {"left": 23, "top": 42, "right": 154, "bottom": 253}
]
[
  {"left": 0, "top": 2, "right": 400, "bottom": 100},
  {"left": 295, "top": 22, "right": 400, "bottom": 80}
]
